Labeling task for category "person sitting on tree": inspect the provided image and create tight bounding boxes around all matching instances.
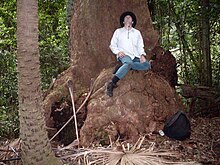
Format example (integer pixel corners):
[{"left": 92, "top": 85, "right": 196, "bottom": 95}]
[{"left": 107, "top": 11, "right": 151, "bottom": 97}]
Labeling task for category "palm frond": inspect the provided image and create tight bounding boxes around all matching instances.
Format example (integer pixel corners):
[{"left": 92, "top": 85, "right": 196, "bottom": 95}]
[{"left": 59, "top": 136, "right": 200, "bottom": 165}]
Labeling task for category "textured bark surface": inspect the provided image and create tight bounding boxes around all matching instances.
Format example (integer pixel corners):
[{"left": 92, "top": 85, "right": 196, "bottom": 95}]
[
  {"left": 200, "top": 0, "right": 212, "bottom": 86},
  {"left": 151, "top": 46, "right": 178, "bottom": 87},
  {"left": 70, "top": 0, "right": 158, "bottom": 89},
  {"left": 43, "top": 66, "right": 73, "bottom": 128},
  {"left": 80, "top": 69, "right": 183, "bottom": 146},
  {"left": 43, "top": 0, "right": 184, "bottom": 147},
  {"left": 17, "top": 0, "right": 61, "bottom": 164},
  {"left": 179, "top": 85, "right": 220, "bottom": 117},
  {"left": 44, "top": 0, "right": 158, "bottom": 135}
]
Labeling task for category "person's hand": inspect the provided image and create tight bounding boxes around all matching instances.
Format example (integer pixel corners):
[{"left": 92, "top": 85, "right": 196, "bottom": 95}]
[
  {"left": 117, "top": 51, "right": 125, "bottom": 58},
  {"left": 140, "top": 55, "right": 146, "bottom": 63}
]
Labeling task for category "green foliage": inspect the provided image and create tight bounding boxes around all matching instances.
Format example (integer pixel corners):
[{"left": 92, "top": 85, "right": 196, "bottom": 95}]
[
  {"left": 1, "top": 0, "right": 219, "bottom": 138},
  {"left": 0, "top": 0, "right": 16, "bottom": 51},
  {"left": 0, "top": 51, "right": 18, "bottom": 139},
  {"left": 39, "top": 0, "right": 69, "bottom": 89},
  {"left": 152, "top": 0, "right": 220, "bottom": 86},
  {"left": 0, "top": 0, "right": 69, "bottom": 139},
  {"left": 0, "top": 104, "right": 19, "bottom": 140},
  {"left": 0, "top": 0, "right": 18, "bottom": 139}
]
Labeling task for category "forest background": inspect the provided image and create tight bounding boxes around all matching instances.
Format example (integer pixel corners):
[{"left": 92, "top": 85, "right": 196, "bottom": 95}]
[{"left": 0, "top": 0, "right": 219, "bottom": 139}]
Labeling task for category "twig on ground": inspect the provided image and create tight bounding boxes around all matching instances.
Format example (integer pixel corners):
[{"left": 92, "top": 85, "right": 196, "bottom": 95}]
[
  {"left": 210, "top": 138, "right": 216, "bottom": 156},
  {"left": 67, "top": 79, "right": 79, "bottom": 147}
]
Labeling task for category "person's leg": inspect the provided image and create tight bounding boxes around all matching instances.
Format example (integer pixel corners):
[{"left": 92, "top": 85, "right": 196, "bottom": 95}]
[
  {"left": 107, "top": 56, "right": 133, "bottom": 97},
  {"left": 112, "top": 61, "right": 122, "bottom": 74},
  {"left": 131, "top": 57, "right": 151, "bottom": 71},
  {"left": 115, "top": 55, "right": 133, "bottom": 79}
]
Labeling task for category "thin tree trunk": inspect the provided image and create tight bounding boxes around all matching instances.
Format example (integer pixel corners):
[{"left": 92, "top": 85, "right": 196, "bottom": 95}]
[
  {"left": 148, "top": 0, "right": 156, "bottom": 21},
  {"left": 183, "top": 44, "right": 189, "bottom": 83},
  {"left": 218, "top": 61, "right": 220, "bottom": 86},
  {"left": 158, "top": 2, "right": 163, "bottom": 45},
  {"left": 16, "top": 0, "right": 61, "bottom": 164},
  {"left": 67, "top": 0, "right": 74, "bottom": 31},
  {"left": 170, "top": 1, "right": 199, "bottom": 70},
  {"left": 201, "top": 0, "right": 212, "bottom": 86},
  {"left": 167, "top": 0, "right": 171, "bottom": 46},
  {"left": 198, "top": 8, "right": 204, "bottom": 84},
  {"left": 67, "top": 0, "right": 75, "bottom": 59}
]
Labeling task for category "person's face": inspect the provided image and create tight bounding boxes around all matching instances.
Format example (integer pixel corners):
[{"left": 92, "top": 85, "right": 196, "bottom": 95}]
[{"left": 123, "top": 15, "right": 133, "bottom": 25}]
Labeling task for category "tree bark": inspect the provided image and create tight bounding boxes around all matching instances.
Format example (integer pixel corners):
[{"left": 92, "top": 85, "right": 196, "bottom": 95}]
[
  {"left": 43, "top": 0, "right": 184, "bottom": 146},
  {"left": 179, "top": 84, "right": 220, "bottom": 116},
  {"left": 67, "top": 0, "right": 74, "bottom": 31},
  {"left": 16, "top": 0, "right": 61, "bottom": 164},
  {"left": 179, "top": 84, "right": 220, "bottom": 101},
  {"left": 80, "top": 70, "right": 182, "bottom": 146},
  {"left": 170, "top": 2, "right": 199, "bottom": 70},
  {"left": 200, "top": 0, "right": 212, "bottom": 86},
  {"left": 69, "top": 0, "right": 158, "bottom": 90}
]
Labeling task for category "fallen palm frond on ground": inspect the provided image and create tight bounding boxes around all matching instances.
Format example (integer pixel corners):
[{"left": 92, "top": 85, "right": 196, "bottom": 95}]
[
  {"left": 1, "top": 118, "right": 218, "bottom": 164},
  {"left": 0, "top": 138, "right": 21, "bottom": 164},
  {"left": 57, "top": 136, "right": 199, "bottom": 165}
]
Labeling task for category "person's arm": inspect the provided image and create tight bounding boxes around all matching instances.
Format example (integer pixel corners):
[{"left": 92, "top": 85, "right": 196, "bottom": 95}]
[
  {"left": 137, "top": 31, "right": 147, "bottom": 63},
  {"left": 137, "top": 31, "right": 146, "bottom": 56},
  {"left": 109, "top": 29, "right": 120, "bottom": 55}
]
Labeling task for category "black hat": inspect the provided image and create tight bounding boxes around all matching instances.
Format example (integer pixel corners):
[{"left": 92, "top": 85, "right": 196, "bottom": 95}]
[{"left": 120, "top": 11, "right": 137, "bottom": 28}]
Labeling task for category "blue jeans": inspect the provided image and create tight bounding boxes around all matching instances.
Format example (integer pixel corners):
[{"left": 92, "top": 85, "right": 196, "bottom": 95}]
[{"left": 115, "top": 55, "right": 151, "bottom": 79}]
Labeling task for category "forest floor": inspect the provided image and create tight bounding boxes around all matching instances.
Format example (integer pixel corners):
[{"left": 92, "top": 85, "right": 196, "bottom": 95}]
[
  {"left": 151, "top": 117, "right": 220, "bottom": 164},
  {"left": 0, "top": 117, "right": 219, "bottom": 164}
]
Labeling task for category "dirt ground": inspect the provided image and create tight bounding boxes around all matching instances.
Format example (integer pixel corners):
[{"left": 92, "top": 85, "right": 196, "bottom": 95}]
[
  {"left": 0, "top": 116, "right": 219, "bottom": 164},
  {"left": 149, "top": 116, "right": 220, "bottom": 164}
]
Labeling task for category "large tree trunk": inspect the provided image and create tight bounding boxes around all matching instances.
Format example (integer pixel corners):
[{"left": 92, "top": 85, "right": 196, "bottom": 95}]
[
  {"left": 16, "top": 0, "right": 60, "bottom": 164},
  {"left": 43, "top": 0, "right": 183, "bottom": 146},
  {"left": 80, "top": 70, "right": 182, "bottom": 146},
  {"left": 70, "top": 0, "right": 158, "bottom": 89},
  {"left": 43, "top": 0, "right": 158, "bottom": 129}
]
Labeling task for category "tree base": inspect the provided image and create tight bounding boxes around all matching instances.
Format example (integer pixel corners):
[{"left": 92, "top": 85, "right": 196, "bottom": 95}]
[{"left": 80, "top": 69, "right": 183, "bottom": 146}]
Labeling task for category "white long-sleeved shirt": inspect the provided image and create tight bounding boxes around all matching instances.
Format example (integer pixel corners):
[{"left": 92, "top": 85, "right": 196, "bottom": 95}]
[{"left": 109, "top": 27, "right": 146, "bottom": 60}]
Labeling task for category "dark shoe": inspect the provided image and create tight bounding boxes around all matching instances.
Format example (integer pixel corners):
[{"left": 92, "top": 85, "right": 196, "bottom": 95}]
[{"left": 106, "top": 82, "right": 116, "bottom": 97}]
